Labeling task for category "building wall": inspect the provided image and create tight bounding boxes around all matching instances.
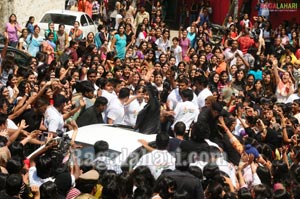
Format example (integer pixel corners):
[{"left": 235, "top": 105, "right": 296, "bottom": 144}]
[{"left": 0, "top": 0, "right": 65, "bottom": 33}]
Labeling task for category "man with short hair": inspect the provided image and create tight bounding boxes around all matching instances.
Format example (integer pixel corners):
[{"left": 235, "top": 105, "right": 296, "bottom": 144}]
[
  {"left": 77, "top": 96, "right": 108, "bottom": 127},
  {"left": 195, "top": 75, "right": 212, "bottom": 110},
  {"left": 167, "top": 121, "right": 185, "bottom": 153},
  {"left": 224, "top": 40, "right": 243, "bottom": 67},
  {"left": 215, "top": 53, "right": 227, "bottom": 74},
  {"left": 106, "top": 87, "right": 130, "bottom": 124},
  {"left": 93, "top": 140, "right": 121, "bottom": 173},
  {"left": 156, "top": 151, "right": 204, "bottom": 199},
  {"left": 167, "top": 78, "right": 198, "bottom": 110},
  {"left": 171, "top": 89, "right": 199, "bottom": 132},
  {"left": 135, "top": 133, "right": 176, "bottom": 179},
  {"left": 87, "top": 68, "right": 99, "bottom": 93},
  {"left": 134, "top": 5, "right": 150, "bottom": 27},
  {"left": 1, "top": 174, "right": 23, "bottom": 199},
  {"left": 44, "top": 94, "right": 67, "bottom": 136}
]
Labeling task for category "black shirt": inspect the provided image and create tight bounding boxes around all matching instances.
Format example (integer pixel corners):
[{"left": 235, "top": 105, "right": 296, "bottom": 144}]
[
  {"left": 76, "top": 106, "right": 104, "bottom": 127},
  {"left": 158, "top": 170, "right": 204, "bottom": 199},
  {"left": 135, "top": 85, "right": 160, "bottom": 134},
  {"left": 14, "top": 108, "right": 43, "bottom": 132}
]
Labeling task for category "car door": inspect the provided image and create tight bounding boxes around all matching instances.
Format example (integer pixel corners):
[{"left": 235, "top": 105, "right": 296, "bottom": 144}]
[
  {"left": 85, "top": 14, "right": 97, "bottom": 32},
  {"left": 80, "top": 14, "right": 97, "bottom": 38}
]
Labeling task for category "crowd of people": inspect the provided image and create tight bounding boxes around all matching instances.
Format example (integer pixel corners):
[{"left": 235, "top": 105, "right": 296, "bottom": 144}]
[{"left": 0, "top": 0, "right": 300, "bottom": 198}]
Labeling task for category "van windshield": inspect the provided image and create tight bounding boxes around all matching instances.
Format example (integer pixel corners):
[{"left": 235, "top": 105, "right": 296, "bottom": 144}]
[{"left": 40, "top": 13, "right": 76, "bottom": 26}]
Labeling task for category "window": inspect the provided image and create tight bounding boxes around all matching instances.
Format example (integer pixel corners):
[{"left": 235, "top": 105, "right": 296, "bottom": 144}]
[
  {"left": 80, "top": 15, "right": 88, "bottom": 27},
  {"left": 40, "top": 14, "right": 76, "bottom": 26},
  {"left": 85, "top": 14, "right": 94, "bottom": 26}
]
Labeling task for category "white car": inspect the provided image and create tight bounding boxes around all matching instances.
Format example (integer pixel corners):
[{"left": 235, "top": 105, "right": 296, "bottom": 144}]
[
  {"left": 28, "top": 124, "right": 157, "bottom": 172},
  {"left": 38, "top": 10, "right": 97, "bottom": 39}
]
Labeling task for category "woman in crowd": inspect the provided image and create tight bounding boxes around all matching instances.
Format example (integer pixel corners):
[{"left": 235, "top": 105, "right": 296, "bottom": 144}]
[
  {"left": 44, "top": 22, "right": 58, "bottom": 44},
  {"left": 56, "top": 24, "right": 69, "bottom": 57},
  {"left": 25, "top": 16, "right": 35, "bottom": 34},
  {"left": 18, "top": 29, "right": 29, "bottom": 52},
  {"left": 27, "top": 25, "right": 44, "bottom": 57},
  {"left": 69, "top": 21, "right": 83, "bottom": 41},
  {"left": 111, "top": 25, "right": 127, "bottom": 60},
  {"left": 178, "top": 29, "right": 190, "bottom": 58},
  {"left": 4, "top": 14, "right": 22, "bottom": 48},
  {"left": 42, "top": 32, "right": 56, "bottom": 65}
]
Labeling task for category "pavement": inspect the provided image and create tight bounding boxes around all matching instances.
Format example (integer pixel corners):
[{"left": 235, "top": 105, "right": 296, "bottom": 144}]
[{"left": 170, "top": 30, "right": 179, "bottom": 39}]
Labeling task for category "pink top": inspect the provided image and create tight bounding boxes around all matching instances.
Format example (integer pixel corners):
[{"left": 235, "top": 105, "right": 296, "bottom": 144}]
[
  {"left": 5, "top": 22, "right": 21, "bottom": 42},
  {"left": 179, "top": 37, "right": 190, "bottom": 57}
]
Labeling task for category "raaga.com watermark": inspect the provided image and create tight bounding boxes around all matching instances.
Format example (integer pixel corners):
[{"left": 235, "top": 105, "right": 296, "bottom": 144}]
[
  {"left": 260, "top": 2, "right": 298, "bottom": 12},
  {"left": 71, "top": 147, "right": 229, "bottom": 170}
]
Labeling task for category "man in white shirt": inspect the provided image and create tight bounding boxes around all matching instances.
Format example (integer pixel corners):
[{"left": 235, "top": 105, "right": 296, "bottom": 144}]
[
  {"left": 194, "top": 76, "right": 212, "bottom": 110},
  {"left": 135, "top": 133, "right": 176, "bottom": 179},
  {"left": 171, "top": 89, "right": 199, "bottom": 132},
  {"left": 224, "top": 40, "right": 243, "bottom": 67},
  {"left": 44, "top": 94, "right": 66, "bottom": 136},
  {"left": 134, "top": 5, "right": 150, "bottom": 27},
  {"left": 106, "top": 87, "right": 130, "bottom": 124},
  {"left": 87, "top": 69, "right": 99, "bottom": 95},
  {"left": 167, "top": 78, "right": 198, "bottom": 110}
]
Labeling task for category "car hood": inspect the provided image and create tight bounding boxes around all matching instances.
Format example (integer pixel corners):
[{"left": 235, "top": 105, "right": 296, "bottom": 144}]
[{"left": 66, "top": 124, "right": 157, "bottom": 154}]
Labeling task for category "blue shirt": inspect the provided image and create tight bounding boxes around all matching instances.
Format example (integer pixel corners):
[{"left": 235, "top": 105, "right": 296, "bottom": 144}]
[{"left": 248, "top": 70, "right": 263, "bottom": 80}]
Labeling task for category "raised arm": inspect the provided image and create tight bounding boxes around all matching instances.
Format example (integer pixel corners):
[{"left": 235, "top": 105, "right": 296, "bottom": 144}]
[
  {"left": 219, "top": 116, "right": 244, "bottom": 155},
  {"left": 272, "top": 58, "right": 280, "bottom": 85},
  {"left": 9, "top": 81, "right": 52, "bottom": 120}
]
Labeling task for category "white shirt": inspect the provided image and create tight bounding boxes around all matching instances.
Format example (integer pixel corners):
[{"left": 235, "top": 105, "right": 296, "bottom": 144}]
[
  {"left": 155, "top": 37, "right": 171, "bottom": 59},
  {"left": 106, "top": 98, "right": 125, "bottom": 124},
  {"left": 197, "top": 88, "right": 212, "bottom": 109},
  {"left": 190, "top": 156, "right": 237, "bottom": 187},
  {"left": 134, "top": 149, "right": 176, "bottom": 179},
  {"left": 286, "top": 93, "right": 300, "bottom": 104},
  {"left": 171, "top": 101, "right": 199, "bottom": 131},
  {"left": 167, "top": 88, "right": 198, "bottom": 110},
  {"left": 93, "top": 156, "right": 122, "bottom": 174},
  {"left": 115, "top": 13, "right": 123, "bottom": 30},
  {"left": 101, "top": 89, "right": 117, "bottom": 105},
  {"left": 123, "top": 98, "right": 146, "bottom": 127},
  {"left": 136, "top": 31, "right": 146, "bottom": 47},
  {"left": 44, "top": 106, "right": 64, "bottom": 134},
  {"left": 224, "top": 48, "right": 243, "bottom": 67},
  {"left": 29, "top": 166, "right": 54, "bottom": 187},
  {"left": 7, "top": 119, "right": 18, "bottom": 130},
  {"left": 171, "top": 45, "right": 182, "bottom": 66}
]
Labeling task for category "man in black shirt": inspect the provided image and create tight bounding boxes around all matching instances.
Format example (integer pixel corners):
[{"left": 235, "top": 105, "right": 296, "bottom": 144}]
[
  {"left": 76, "top": 96, "right": 108, "bottom": 127},
  {"left": 156, "top": 151, "right": 204, "bottom": 199}
]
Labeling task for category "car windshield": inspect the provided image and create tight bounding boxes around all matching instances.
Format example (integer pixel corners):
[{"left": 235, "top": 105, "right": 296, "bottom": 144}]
[{"left": 40, "top": 13, "right": 76, "bottom": 26}]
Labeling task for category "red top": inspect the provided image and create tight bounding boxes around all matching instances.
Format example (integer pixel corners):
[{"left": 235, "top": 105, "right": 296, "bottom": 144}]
[{"left": 238, "top": 35, "right": 255, "bottom": 54}]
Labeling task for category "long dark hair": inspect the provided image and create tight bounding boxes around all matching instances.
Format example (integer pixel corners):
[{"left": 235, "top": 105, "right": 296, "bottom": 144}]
[{"left": 25, "top": 16, "right": 34, "bottom": 28}]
